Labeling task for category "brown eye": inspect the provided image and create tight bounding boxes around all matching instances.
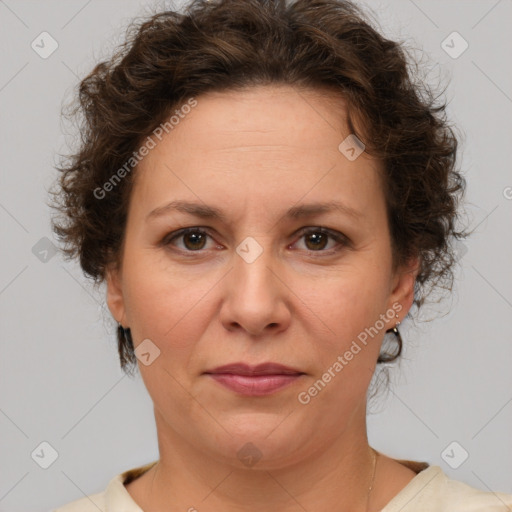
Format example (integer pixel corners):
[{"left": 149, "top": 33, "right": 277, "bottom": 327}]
[
  {"left": 304, "top": 231, "right": 329, "bottom": 251},
  {"left": 164, "top": 228, "right": 213, "bottom": 251},
  {"left": 182, "top": 231, "right": 207, "bottom": 250},
  {"left": 293, "top": 227, "right": 349, "bottom": 254}
]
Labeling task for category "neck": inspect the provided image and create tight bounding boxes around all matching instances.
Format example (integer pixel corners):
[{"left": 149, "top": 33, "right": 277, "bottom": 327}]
[{"left": 145, "top": 405, "right": 378, "bottom": 511}]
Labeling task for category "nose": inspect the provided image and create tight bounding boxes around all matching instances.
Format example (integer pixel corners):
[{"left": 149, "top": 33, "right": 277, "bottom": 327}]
[{"left": 219, "top": 241, "right": 291, "bottom": 337}]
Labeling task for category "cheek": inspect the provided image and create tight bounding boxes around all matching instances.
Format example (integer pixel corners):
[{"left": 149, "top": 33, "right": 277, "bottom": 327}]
[
  {"left": 301, "top": 275, "right": 389, "bottom": 407},
  {"left": 306, "top": 263, "right": 391, "bottom": 349},
  {"left": 121, "top": 249, "right": 217, "bottom": 352}
]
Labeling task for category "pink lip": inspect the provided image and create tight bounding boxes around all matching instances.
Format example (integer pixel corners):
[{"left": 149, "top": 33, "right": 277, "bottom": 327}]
[{"left": 204, "top": 363, "right": 305, "bottom": 396}]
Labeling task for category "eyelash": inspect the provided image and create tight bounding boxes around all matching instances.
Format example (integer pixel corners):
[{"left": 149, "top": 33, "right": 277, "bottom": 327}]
[{"left": 161, "top": 227, "right": 350, "bottom": 256}]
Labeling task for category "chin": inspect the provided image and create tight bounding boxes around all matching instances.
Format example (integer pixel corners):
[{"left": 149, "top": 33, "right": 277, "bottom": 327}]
[{"left": 204, "top": 416, "right": 312, "bottom": 470}]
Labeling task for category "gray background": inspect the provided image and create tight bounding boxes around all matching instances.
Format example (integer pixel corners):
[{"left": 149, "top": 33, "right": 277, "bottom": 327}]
[{"left": 0, "top": 0, "right": 511, "bottom": 510}]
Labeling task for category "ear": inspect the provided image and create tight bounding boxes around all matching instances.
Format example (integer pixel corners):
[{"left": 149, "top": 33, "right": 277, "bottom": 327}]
[
  {"left": 105, "top": 263, "right": 127, "bottom": 326},
  {"left": 387, "top": 256, "right": 420, "bottom": 323}
]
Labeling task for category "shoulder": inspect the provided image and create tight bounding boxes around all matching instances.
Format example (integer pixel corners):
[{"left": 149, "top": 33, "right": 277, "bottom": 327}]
[
  {"left": 383, "top": 464, "right": 512, "bottom": 512},
  {"left": 51, "top": 461, "right": 157, "bottom": 512}
]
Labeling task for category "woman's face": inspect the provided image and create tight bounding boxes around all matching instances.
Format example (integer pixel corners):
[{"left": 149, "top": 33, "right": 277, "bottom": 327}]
[{"left": 107, "top": 85, "right": 417, "bottom": 469}]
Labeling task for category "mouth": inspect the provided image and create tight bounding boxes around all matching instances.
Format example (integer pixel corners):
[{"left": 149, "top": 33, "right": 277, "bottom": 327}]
[{"left": 204, "top": 362, "right": 305, "bottom": 396}]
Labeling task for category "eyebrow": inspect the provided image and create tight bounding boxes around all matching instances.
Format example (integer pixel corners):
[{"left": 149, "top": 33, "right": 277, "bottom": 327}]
[{"left": 146, "top": 199, "right": 362, "bottom": 222}]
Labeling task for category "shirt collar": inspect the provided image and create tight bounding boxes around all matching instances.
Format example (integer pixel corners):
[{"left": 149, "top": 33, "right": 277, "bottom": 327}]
[{"left": 104, "top": 461, "right": 158, "bottom": 511}]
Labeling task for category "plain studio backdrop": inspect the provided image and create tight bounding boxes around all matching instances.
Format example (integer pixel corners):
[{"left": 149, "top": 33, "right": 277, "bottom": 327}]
[{"left": 0, "top": 0, "right": 511, "bottom": 510}]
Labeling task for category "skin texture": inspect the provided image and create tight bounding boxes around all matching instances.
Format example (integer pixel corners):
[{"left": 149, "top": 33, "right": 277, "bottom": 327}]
[{"left": 106, "top": 84, "right": 419, "bottom": 511}]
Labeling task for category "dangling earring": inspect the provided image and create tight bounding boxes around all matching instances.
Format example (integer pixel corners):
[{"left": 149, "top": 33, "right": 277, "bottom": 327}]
[
  {"left": 118, "top": 322, "right": 134, "bottom": 349},
  {"left": 386, "top": 313, "right": 400, "bottom": 337},
  {"left": 386, "top": 312, "right": 401, "bottom": 339},
  {"left": 386, "top": 322, "right": 402, "bottom": 341},
  {"left": 381, "top": 312, "right": 403, "bottom": 361}
]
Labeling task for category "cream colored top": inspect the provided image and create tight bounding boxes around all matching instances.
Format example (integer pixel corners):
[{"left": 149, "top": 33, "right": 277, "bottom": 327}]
[{"left": 53, "top": 459, "right": 512, "bottom": 511}]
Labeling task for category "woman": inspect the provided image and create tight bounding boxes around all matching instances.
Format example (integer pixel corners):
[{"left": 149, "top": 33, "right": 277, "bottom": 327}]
[{"left": 50, "top": 0, "right": 512, "bottom": 510}]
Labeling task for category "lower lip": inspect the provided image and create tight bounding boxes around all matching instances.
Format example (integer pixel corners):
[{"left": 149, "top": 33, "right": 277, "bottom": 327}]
[{"left": 206, "top": 373, "right": 303, "bottom": 396}]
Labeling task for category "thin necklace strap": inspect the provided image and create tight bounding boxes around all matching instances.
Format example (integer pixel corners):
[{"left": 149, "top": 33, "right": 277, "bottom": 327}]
[
  {"left": 366, "top": 448, "right": 379, "bottom": 511},
  {"left": 146, "top": 450, "right": 380, "bottom": 510}
]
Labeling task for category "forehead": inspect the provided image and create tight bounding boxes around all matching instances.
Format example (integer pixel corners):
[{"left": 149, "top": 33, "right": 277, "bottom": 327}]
[
  {"left": 170, "top": 84, "right": 351, "bottom": 149},
  {"left": 131, "top": 84, "right": 383, "bottom": 216}
]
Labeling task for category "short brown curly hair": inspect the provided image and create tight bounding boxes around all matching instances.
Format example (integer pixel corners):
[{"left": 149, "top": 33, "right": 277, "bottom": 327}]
[{"left": 50, "top": 0, "right": 468, "bottom": 374}]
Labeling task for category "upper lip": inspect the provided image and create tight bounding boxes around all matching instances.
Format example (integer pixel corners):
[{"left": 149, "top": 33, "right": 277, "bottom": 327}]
[{"left": 205, "top": 362, "right": 304, "bottom": 376}]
